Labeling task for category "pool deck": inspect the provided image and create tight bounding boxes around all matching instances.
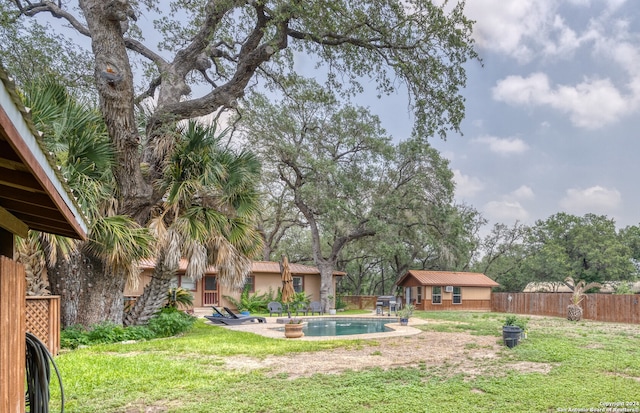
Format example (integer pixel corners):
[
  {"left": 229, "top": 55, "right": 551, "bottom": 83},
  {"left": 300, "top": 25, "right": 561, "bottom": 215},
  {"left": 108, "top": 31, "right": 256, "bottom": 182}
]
[{"left": 194, "top": 308, "right": 427, "bottom": 340}]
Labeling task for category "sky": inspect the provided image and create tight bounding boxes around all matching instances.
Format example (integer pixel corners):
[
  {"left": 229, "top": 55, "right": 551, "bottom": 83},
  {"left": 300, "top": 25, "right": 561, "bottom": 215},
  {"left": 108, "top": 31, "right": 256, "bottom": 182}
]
[
  {"left": 33, "top": 0, "right": 640, "bottom": 231},
  {"left": 355, "top": 0, "right": 640, "bottom": 230}
]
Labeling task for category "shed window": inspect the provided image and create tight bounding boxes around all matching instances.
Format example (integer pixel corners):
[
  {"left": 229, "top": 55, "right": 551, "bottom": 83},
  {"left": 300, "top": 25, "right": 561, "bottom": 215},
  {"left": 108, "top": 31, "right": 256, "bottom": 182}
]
[
  {"left": 432, "top": 286, "right": 442, "bottom": 304},
  {"left": 452, "top": 287, "right": 462, "bottom": 304},
  {"left": 293, "top": 276, "right": 303, "bottom": 293},
  {"left": 243, "top": 275, "right": 255, "bottom": 293},
  {"left": 416, "top": 286, "right": 422, "bottom": 304}
]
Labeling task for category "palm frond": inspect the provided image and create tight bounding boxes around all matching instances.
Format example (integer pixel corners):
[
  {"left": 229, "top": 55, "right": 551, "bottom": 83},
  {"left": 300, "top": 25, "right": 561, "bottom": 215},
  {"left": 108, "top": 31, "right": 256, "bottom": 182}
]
[{"left": 86, "top": 215, "right": 154, "bottom": 285}]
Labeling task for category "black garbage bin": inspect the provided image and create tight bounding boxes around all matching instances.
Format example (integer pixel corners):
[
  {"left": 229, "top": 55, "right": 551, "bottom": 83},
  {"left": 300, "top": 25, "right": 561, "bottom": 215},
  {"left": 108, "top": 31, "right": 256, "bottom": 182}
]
[{"left": 502, "top": 326, "right": 521, "bottom": 348}]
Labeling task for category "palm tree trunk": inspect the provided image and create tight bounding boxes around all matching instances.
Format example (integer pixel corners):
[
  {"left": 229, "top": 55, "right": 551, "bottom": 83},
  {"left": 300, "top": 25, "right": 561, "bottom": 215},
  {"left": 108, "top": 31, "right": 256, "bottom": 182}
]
[{"left": 124, "top": 263, "right": 174, "bottom": 326}]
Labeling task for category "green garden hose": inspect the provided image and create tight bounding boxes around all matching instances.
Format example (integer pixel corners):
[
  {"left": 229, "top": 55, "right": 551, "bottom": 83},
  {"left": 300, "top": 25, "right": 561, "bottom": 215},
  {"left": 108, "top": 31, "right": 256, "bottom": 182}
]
[{"left": 25, "top": 332, "right": 64, "bottom": 413}]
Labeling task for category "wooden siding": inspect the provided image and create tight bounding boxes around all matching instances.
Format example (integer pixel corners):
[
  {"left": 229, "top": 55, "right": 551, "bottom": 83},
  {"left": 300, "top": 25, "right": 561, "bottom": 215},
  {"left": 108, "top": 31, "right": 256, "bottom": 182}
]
[
  {"left": 26, "top": 296, "right": 60, "bottom": 355},
  {"left": 416, "top": 299, "right": 492, "bottom": 311},
  {"left": 492, "top": 292, "right": 640, "bottom": 324},
  {"left": 0, "top": 256, "right": 26, "bottom": 413},
  {"left": 342, "top": 295, "right": 491, "bottom": 311}
]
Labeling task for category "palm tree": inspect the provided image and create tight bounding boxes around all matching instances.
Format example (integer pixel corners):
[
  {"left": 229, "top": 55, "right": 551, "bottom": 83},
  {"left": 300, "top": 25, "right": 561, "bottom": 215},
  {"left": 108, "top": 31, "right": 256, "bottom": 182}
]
[
  {"left": 17, "top": 76, "right": 154, "bottom": 326},
  {"left": 123, "top": 121, "right": 263, "bottom": 326},
  {"left": 565, "top": 276, "right": 601, "bottom": 321}
]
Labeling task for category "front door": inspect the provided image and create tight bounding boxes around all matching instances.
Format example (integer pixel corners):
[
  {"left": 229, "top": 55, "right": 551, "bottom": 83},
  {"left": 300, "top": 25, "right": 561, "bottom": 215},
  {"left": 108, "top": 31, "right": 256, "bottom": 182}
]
[{"left": 203, "top": 276, "right": 218, "bottom": 305}]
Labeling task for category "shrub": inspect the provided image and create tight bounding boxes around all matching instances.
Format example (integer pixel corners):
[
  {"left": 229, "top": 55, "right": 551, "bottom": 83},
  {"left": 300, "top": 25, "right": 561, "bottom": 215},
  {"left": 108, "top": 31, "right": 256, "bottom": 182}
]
[
  {"left": 60, "top": 316, "right": 173, "bottom": 349},
  {"left": 223, "top": 286, "right": 271, "bottom": 313},
  {"left": 61, "top": 325, "right": 90, "bottom": 349},
  {"left": 165, "top": 287, "right": 194, "bottom": 309},
  {"left": 504, "top": 315, "right": 518, "bottom": 326},
  {"left": 87, "top": 322, "right": 128, "bottom": 344},
  {"left": 147, "top": 307, "right": 196, "bottom": 337},
  {"left": 335, "top": 295, "right": 348, "bottom": 310}
]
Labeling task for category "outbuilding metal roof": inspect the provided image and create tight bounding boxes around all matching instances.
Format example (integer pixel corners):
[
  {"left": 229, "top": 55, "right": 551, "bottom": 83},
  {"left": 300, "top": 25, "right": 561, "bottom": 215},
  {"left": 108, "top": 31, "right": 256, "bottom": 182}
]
[{"left": 397, "top": 270, "right": 500, "bottom": 287}]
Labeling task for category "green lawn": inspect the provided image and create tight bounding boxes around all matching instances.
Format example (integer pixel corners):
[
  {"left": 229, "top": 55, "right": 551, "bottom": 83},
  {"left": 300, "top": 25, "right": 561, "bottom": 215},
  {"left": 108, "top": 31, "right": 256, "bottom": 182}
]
[{"left": 50, "top": 311, "right": 640, "bottom": 412}]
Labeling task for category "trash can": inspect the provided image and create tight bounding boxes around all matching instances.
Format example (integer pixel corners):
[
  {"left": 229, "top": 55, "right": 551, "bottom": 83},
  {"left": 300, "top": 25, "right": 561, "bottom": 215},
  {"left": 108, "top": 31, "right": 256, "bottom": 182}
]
[{"left": 502, "top": 326, "right": 521, "bottom": 348}]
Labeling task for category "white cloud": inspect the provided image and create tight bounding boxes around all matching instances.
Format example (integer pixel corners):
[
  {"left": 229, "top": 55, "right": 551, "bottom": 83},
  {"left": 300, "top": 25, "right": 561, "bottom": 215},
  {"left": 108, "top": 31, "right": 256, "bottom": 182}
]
[
  {"left": 511, "top": 185, "right": 535, "bottom": 200},
  {"left": 484, "top": 200, "right": 530, "bottom": 222},
  {"left": 453, "top": 169, "right": 484, "bottom": 198},
  {"left": 463, "top": 0, "right": 588, "bottom": 63},
  {"left": 492, "top": 73, "right": 634, "bottom": 128},
  {"left": 559, "top": 185, "right": 622, "bottom": 214},
  {"left": 472, "top": 135, "right": 529, "bottom": 155},
  {"left": 464, "top": 0, "right": 551, "bottom": 62}
]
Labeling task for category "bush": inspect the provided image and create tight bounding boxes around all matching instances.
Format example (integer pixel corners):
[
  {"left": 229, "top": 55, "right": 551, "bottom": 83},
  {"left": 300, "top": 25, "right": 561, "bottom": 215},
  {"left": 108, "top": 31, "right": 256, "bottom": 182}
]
[
  {"left": 60, "top": 311, "right": 184, "bottom": 349},
  {"left": 147, "top": 307, "right": 196, "bottom": 337},
  {"left": 503, "top": 315, "right": 529, "bottom": 331},
  {"left": 223, "top": 286, "right": 272, "bottom": 313},
  {"left": 61, "top": 325, "right": 90, "bottom": 349},
  {"left": 165, "top": 287, "right": 194, "bottom": 309}
]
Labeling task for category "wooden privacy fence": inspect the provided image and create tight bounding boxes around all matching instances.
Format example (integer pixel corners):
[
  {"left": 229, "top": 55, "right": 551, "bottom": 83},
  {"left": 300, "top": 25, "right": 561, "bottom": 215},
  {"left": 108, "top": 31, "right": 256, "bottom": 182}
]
[
  {"left": 491, "top": 292, "right": 640, "bottom": 324},
  {"left": 26, "top": 295, "right": 60, "bottom": 355},
  {"left": 342, "top": 295, "right": 378, "bottom": 310}
]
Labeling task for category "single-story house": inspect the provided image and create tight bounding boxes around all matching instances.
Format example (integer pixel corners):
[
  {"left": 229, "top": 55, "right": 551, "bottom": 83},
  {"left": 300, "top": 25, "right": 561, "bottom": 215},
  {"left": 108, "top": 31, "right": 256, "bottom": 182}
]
[
  {"left": 126, "top": 259, "right": 345, "bottom": 310},
  {"left": 0, "top": 64, "right": 88, "bottom": 413},
  {"left": 396, "top": 270, "right": 499, "bottom": 311}
]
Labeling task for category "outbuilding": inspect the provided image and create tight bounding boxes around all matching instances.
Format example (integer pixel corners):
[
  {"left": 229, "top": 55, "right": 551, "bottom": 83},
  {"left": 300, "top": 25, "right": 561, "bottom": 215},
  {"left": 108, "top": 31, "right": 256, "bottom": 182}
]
[{"left": 396, "top": 270, "right": 499, "bottom": 311}]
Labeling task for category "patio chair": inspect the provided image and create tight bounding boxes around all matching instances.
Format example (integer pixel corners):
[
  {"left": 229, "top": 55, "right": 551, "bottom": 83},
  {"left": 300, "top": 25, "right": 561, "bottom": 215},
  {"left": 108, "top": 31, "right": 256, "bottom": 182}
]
[
  {"left": 268, "top": 301, "right": 283, "bottom": 317},
  {"left": 223, "top": 307, "right": 266, "bottom": 323},
  {"left": 294, "top": 303, "right": 309, "bottom": 316},
  {"left": 308, "top": 301, "right": 324, "bottom": 316}
]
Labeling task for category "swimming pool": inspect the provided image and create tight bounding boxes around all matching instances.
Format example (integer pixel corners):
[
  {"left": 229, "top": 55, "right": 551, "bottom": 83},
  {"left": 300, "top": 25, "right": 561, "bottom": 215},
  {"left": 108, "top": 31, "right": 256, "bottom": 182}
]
[{"left": 283, "top": 318, "right": 395, "bottom": 337}]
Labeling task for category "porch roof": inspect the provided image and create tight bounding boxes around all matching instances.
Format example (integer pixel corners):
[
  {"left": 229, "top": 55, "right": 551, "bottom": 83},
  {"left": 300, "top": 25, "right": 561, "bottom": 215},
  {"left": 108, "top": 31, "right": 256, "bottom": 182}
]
[{"left": 0, "top": 65, "right": 87, "bottom": 239}]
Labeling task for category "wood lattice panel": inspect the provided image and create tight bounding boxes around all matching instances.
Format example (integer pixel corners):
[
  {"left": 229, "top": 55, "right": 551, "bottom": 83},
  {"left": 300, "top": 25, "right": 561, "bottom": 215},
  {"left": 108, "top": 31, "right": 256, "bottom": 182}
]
[{"left": 25, "top": 296, "right": 60, "bottom": 354}]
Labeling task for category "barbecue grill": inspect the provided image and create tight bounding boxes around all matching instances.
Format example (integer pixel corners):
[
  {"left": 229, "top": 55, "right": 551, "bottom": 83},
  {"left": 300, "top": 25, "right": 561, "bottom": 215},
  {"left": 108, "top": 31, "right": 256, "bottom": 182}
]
[{"left": 375, "top": 295, "right": 400, "bottom": 316}]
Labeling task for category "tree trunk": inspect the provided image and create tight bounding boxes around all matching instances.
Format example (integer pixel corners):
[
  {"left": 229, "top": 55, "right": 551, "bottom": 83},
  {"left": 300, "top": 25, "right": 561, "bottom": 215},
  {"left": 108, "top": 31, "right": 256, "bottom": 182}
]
[
  {"left": 47, "top": 248, "right": 125, "bottom": 328},
  {"left": 318, "top": 261, "right": 335, "bottom": 312},
  {"left": 123, "top": 262, "right": 174, "bottom": 326},
  {"left": 567, "top": 304, "right": 583, "bottom": 322},
  {"left": 80, "top": 0, "right": 153, "bottom": 223}
]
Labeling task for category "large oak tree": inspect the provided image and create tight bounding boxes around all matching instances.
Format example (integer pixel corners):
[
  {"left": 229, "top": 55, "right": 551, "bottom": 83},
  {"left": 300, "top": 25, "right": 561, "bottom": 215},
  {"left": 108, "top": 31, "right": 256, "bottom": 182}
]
[{"left": 8, "top": 0, "right": 477, "bottom": 324}]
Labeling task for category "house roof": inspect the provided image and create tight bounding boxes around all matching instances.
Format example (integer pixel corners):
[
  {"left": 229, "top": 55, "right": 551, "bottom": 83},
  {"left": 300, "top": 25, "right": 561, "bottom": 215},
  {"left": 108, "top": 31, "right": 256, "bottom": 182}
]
[
  {"left": 397, "top": 270, "right": 500, "bottom": 288},
  {"left": 139, "top": 259, "right": 346, "bottom": 277},
  {"left": 0, "top": 65, "right": 87, "bottom": 239}
]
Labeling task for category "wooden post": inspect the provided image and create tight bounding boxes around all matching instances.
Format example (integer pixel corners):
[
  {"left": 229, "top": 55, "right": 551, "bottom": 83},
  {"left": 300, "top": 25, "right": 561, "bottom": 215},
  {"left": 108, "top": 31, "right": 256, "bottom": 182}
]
[{"left": 0, "top": 256, "right": 26, "bottom": 413}]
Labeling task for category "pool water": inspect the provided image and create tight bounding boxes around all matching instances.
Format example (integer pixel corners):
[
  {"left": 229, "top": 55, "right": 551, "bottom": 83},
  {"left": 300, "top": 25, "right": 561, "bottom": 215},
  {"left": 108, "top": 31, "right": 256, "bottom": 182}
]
[{"left": 301, "top": 318, "right": 394, "bottom": 336}]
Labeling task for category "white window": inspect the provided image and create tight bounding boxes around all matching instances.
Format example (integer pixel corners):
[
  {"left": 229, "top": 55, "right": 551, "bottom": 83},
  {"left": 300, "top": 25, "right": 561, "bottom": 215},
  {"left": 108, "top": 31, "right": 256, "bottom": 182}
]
[
  {"left": 180, "top": 276, "right": 197, "bottom": 291},
  {"left": 416, "top": 286, "right": 422, "bottom": 304},
  {"left": 432, "top": 286, "right": 442, "bottom": 304},
  {"left": 452, "top": 287, "right": 462, "bottom": 304}
]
